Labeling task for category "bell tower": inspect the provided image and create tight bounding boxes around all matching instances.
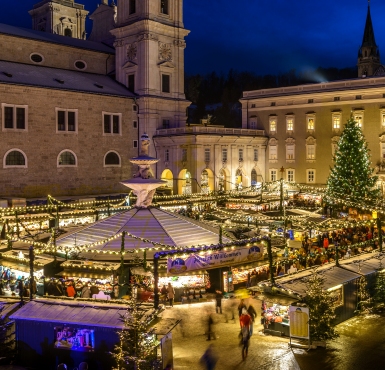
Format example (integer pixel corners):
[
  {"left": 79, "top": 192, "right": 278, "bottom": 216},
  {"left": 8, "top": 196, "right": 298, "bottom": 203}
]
[
  {"left": 357, "top": 1, "right": 381, "bottom": 77},
  {"left": 29, "top": 0, "right": 88, "bottom": 39},
  {"left": 111, "top": 0, "right": 191, "bottom": 157}
]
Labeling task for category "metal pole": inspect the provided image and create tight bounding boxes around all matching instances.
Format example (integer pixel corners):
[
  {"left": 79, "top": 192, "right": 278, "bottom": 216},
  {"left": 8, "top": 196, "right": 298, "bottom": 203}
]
[
  {"left": 29, "top": 245, "right": 34, "bottom": 300},
  {"left": 267, "top": 237, "right": 275, "bottom": 285},
  {"left": 153, "top": 255, "right": 159, "bottom": 309},
  {"left": 280, "top": 179, "right": 283, "bottom": 216},
  {"left": 378, "top": 217, "right": 383, "bottom": 252},
  {"left": 120, "top": 231, "right": 126, "bottom": 284}
]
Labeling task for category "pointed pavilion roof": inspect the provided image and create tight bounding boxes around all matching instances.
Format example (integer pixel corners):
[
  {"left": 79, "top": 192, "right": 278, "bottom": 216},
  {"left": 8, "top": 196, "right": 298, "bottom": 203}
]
[{"left": 55, "top": 207, "right": 231, "bottom": 261}]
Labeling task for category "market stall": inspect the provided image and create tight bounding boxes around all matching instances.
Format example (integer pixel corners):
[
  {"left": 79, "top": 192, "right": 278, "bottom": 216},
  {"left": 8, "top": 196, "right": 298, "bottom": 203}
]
[
  {"left": 9, "top": 298, "right": 172, "bottom": 369},
  {"left": 56, "top": 260, "right": 121, "bottom": 299},
  {"left": 0, "top": 250, "right": 56, "bottom": 296}
]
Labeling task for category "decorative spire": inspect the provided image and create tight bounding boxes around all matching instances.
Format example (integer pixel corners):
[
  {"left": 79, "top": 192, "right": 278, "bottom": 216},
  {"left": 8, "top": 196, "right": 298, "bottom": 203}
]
[{"left": 361, "top": 1, "right": 377, "bottom": 49}]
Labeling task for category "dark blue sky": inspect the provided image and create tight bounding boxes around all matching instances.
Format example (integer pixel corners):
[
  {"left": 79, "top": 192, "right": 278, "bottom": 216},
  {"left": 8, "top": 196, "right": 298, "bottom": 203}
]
[{"left": 2, "top": 0, "right": 385, "bottom": 76}]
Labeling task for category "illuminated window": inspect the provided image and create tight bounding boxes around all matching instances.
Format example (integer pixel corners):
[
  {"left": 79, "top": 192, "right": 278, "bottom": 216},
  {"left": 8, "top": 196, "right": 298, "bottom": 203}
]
[
  {"left": 354, "top": 112, "right": 364, "bottom": 128},
  {"left": 269, "top": 146, "right": 277, "bottom": 160},
  {"left": 269, "top": 117, "right": 277, "bottom": 133},
  {"left": 270, "top": 169, "right": 277, "bottom": 182},
  {"left": 307, "top": 145, "right": 315, "bottom": 160},
  {"left": 286, "top": 169, "right": 295, "bottom": 182},
  {"left": 332, "top": 114, "right": 341, "bottom": 130},
  {"left": 307, "top": 169, "right": 315, "bottom": 183},
  {"left": 307, "top": 117, "right": 315, "bottom": 131},
  {"left": 381, "top": 143, "right": 385, "bottom": 159},
  {"left": 286, "top": 116, "right": 294, "bottom": 132},
  {"left": 286, "top": 145, "right": 295, "bottom": 160},
  {"left": 381, "top": 111, "right": 385, "bottom": 127}
]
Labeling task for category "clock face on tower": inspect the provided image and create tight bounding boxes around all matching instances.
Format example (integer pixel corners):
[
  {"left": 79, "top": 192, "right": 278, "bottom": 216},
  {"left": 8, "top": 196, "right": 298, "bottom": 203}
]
[{"left": 158, "top": 42, "right": 172, "bottom": 62}]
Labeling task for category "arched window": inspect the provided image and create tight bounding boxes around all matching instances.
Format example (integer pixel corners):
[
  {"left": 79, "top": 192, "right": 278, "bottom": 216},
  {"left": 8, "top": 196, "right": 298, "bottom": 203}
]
[
  {"left": 58, "top": 150, "right": 76, "bottom": 166},
  {"left": 64, "top": 28, "right": 72, "bottom": 37},
  {"left": 104, "top": 151, "right": 120, "bottom": 166},
  {"left": 201, "top": 169, "right": 209, "bottom": 194},
  {"left": 4, "top": 150, "right": 26, "bottom": 167}
]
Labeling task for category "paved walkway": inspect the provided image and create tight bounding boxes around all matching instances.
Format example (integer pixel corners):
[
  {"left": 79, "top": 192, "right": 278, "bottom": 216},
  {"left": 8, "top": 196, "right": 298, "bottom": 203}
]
[{"left": 161, "top": 295, "right": 301, "bottom": 370}]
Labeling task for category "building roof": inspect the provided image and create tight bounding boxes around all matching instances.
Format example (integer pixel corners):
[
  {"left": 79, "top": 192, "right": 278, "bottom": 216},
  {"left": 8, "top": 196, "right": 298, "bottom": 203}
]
[
  {"left": 0, "top": 60, "right": 135, "bottom": 98},
  {"left": 55, "top": 207, "right": 231, "bottom": 261},
  {"left": 339, "top": 252, "right": 384, "bottom": 276},
  {"left": 9, "top": 299, "right": 157, "bottom": 329},
  {"left": 0, "top": 23, "right": 114, "bottom": 54},
  {"left": 361, "top": 4, "right": 377, "bottom": 49}
]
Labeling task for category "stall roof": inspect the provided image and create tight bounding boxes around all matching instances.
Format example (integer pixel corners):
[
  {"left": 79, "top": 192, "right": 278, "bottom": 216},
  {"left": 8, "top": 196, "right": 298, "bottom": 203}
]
[
  {"left": 275, "top": 265, "right": 361, "bottom": 298},
  {"left": 0, "top": 260, "right": 39, "bottom": 273},
  {"left": 0, "top": 299, "right": 21, "bottom": 320},
  {"left": 56, "top": 270, "right": 115, "bottom": 280},
  {"left": 339, "top": 252, "right": 385, "bottom": 275},
  {"left": 10, "top": 299, "right": 128, "bottom": 329}
]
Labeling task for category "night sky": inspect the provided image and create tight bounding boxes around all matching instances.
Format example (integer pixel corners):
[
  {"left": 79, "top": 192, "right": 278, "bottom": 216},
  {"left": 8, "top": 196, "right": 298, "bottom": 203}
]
[{"left": 2, "top": 0, "right": 385, "bottom": 76}]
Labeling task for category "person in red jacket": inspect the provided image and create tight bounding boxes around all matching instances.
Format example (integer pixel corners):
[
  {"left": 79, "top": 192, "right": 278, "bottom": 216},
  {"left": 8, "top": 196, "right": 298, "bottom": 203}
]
[
  {"left": 239, "top": 308, "right": 251, "bottom": 360},
  {"left": 66, "top": 282, "right": 76, "bottom": 298}
]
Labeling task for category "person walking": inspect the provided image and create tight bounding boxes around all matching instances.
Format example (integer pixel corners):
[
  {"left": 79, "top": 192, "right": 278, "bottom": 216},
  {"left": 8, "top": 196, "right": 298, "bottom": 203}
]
[
  {"left": 206, "top": 312, "right": 216, "bottom": 341},
  {"left": 200, "top": 344, "right": 218, "bottom": 370},
  {"left": 239, "top": 308, "right": 251, "bottom": 360},
  {"left": 167, "top": 282, "right": 175, "bottom": 307},
  {"left": 81, "top": 283, "right": 92, "bottom": 298},
  {"left": 215, "top": 290, "right": 223, "bottom": 314},
  {"left": 161, "top": 284, "right": 168, "bottom": 304},
  {"left": 247, "top": 304, "right": 257, "bottom": 336},
  {"left": 237, "top": 299, "right": 247, "bottom": 327},
  {"left": 66, "top": 282, "right": 76, "bottom": 298}
]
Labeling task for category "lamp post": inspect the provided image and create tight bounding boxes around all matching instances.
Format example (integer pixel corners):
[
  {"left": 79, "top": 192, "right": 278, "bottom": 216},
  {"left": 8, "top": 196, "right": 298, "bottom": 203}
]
[
  {"left": 29, "top": 245, "right": 34, "bottom": 300},
  {"left": 279, "top": 167, "right": 285, "bottom": 216},
  {"left": 153, "top": 255, "right": 159, "bottom": 309},
  {"left": 267, "top": 236, "right": 275, "bottom": 285}
]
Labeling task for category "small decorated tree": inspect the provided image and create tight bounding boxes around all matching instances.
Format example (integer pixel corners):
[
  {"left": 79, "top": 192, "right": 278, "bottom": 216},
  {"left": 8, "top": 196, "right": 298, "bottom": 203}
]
[
  {"left": 325, "top": 115, "right": 380, "bottom": 207},
  {"left": 355, "top": 276, "right": 372, "bottom": 314},
  {"left": 112, "top": 296, "right": 160, "bottom": 370},
  {"left": 304, "top": 272, "right": 339, "bottom": 342},
  {"left": 373, "top": 270, "right": 385, "bottom": 311}
]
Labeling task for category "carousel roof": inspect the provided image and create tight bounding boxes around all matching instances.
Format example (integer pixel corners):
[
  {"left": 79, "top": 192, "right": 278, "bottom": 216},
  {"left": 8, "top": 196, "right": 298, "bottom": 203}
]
[{"left": 55, "top": 207, "right": 231, "bottom": 261}]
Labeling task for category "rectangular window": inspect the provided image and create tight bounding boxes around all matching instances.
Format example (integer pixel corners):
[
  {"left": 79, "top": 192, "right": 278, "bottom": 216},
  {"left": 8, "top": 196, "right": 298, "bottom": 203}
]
[
  {"left": 356, "top": 95, "right": 362, "bottom": 100},
  {"left": 162, "top": 119, "right": 170, "bottom": 128},
  {"left": 269, "top": 146, "right": 277, "bottom": 160},
  {"left": 250, "top": 120, "right": 256, "bottom": 129},
  {"left": 269, "top": 118, "right": 277, "bottom": 133},
  {"left": 286, "top": 145, "right": 295, "bottom": 160},
  {"left": 2, "top": 105, "right": 27, "bottom": 130},
  {"left": 254, "top": 149, "right": 258, "bottom": 161},
  {"left": 239, "top": 148, "right": 243, "bottom": 161},
  {"left": 133, "top": 140, "right": 138, "bottom": 148},
  {"left": 307, "top": 169, "right": 315, "bottom": 183},
  {"left": 103, "top": 113, "right": 121, "bottom": 135},
  {"left": 56, "top": 109, "right": 77, "bottom": 133},
  {"left": 133, "top": 120, "right": 138, "bottom": 129},
  {"left": 334, "top": 97, "right": 340, "bottom": 101},
  {"left": 133, "top": 105, "right": 137, "bottom": 112},
  {"left": 204, "top": 148, "right": 210, "bottom": 162},
  {"left": 271, "top": 102, "right": 276, "bottom": 106},
  {"left": 381, "top": 143, "right": 385, "bottom": 159},
  {"left": 286, "top": 117, "right": 294, "bottom": 132},
  {"left": 270, "top": 169, "right": 277, "bottom": 182},
  {"left": 162, "top": 74, "right": 170, "bottom": 93},
  {"left": 333, "top": 115, "right": 341, "bottom": 130},
  {"left": 160, "top": 0, "right": 169, "bottom": 14},
  {"left": 129, "top": 0, "right": 136, "bottom": 14},
  {"left": 251, "top": 104, "right": 256, "bottom": 108},
  {"left": 182, "top": 148, "right": 187, "bottom": 162},
  {"left": 165, "top": 149, "right": 170, "bottom": 162},
  {"left": 354, "top": 113, "right": 363, "bottom": 128},
  {"left": 222, "top": 148, "right": 228, "bottom": 162},
  {"left": 128, "top": 74, "right": 135, "bottom": 93},
  {"left": 287, "top": 169, "right": 295, "bottom": 182},
  {"left": 307, "top": 117, "right": 315, "bottom": 130},
  {"left": 308, "top": 99, "right": 313, "bottom": 103},
  {"left": 307, "top": 145, "right": 315, "bottom": 159}
]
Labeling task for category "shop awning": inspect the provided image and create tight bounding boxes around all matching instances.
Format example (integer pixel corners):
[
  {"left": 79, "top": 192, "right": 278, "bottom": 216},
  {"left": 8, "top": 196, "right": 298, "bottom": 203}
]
[
  {"left": 56, "top": 270, "right": 115, "bottom": 280},
  {"left": 159, "top": 269, "right": 207, "bottom": 277},
  {"left": 0, "top": 260, "right": 43, "bottom": 274}
]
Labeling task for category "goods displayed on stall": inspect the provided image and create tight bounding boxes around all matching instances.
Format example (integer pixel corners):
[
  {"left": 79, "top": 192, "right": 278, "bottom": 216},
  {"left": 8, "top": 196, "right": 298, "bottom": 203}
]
[
  {"left": 54, "top": 326, "right": 95, "bottom": 352},
  {"left": 261, "top": 300, "right": 291, "bottom": 336},
  {"left": 130, "top": 267, "right": 154, "bottom": 302}
]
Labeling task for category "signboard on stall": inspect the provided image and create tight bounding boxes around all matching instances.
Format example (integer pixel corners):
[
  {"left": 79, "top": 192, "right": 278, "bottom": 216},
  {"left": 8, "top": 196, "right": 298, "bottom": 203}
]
[
  {"left": 271, "top": 237, "right": 285, "bottom": 247},
  {"left": 289, "top": 306, "right": 309, "bottom": 339},
  {"left": 167, "top": 245, "right": 264, "bottom": 275}
]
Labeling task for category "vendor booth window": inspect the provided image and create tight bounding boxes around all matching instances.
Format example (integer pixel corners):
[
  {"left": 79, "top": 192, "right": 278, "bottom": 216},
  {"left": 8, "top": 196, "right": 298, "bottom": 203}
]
[
  {"left": 58, "top": 150, "right": 77, "bottom": 166},
  {"left": 54, "top": 326, "right": 95, "bottom": 352},
  {"left": 2, "top": 104, "right": 28, "bottom": 130},
  {"left": 4, "top": 149, "right": 27, "bottom": 168},
  {"left": 104, "top": 151, "right": 120, "bottom": 166},
  {"left": 56, "top": 108, "right": 77, "bottom": 133}
]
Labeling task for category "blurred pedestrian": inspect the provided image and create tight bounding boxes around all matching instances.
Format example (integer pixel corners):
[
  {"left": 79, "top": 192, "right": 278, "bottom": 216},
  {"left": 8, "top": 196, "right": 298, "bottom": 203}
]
[
  {"left": 167, "top": 282, "right": 175, "bottom": 307},
  {"left": 66, "top": 282, "right": 76, "bottom": 298},
  {"left": 200, "top": 343, "right": 218, "bottom": 370},
  {"left": 215, "top": 290, "right": 223, "bottom": 314},
  {"left": 206, "top": 312, "right": 216, "bottom": 341},
  {"left": 247, "top": 304, "right": 257, "bottom": 336},
  {"left": 239, "top": 308, "right": 251, "bottom": 360}
]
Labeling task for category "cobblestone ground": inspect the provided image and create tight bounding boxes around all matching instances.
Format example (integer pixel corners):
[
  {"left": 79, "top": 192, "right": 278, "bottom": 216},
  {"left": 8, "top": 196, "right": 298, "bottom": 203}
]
[{"left": 161, "top": 295, "right": 300, "bottom": 370}]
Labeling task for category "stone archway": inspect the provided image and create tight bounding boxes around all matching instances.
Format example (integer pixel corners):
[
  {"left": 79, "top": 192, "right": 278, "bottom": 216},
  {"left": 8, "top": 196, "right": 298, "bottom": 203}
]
[
  {"left": 201, "top": 168, "right": 215, "bottom": 193},
  {"left": 235, "top": 167, "right": 248, "bottom": 190},
  {"left": 178, "top": 169, "right": 192, "bottom": 195},
  {"left": 218, "top": 168, "right": 230, "bottom": 191},
  {"left": 161, "top": 169, "right": 174, "bottom": 194}
]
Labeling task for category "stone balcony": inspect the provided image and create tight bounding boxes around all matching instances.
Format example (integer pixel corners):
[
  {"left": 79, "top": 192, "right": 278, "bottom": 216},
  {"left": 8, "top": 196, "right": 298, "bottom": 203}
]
[{"left": 155, "top": 126, "right": 265, "bottom": 137}]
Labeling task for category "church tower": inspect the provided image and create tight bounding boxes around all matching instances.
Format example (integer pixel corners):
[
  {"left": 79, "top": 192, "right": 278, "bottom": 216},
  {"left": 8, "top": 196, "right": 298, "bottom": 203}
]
[
  {"left": 357, "top": 2, "right": 381, "bottom": 77},
  {"left": 111, "top": 0, "right": 191, "bottom": 157},
  {"left": 29, "top": 0, "right": 88, "bottom": 39}
]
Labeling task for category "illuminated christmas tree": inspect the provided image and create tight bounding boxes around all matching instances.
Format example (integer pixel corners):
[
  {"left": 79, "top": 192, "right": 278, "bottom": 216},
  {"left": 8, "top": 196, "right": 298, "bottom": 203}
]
[
  {"left": 373, "top": 270, "right": 385, "bottom": 311},
  {"left": 355, "top": 276, "right": 372, "bottom": 314},
  {"left": 112, "top": 296, "right": 160, "bottom": 370},
  {"left": 325, "top": 115, "right": 380, "bottom": 206},
  {"left": 304, "top": 272, "right": 339, "bottom": 341}
]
